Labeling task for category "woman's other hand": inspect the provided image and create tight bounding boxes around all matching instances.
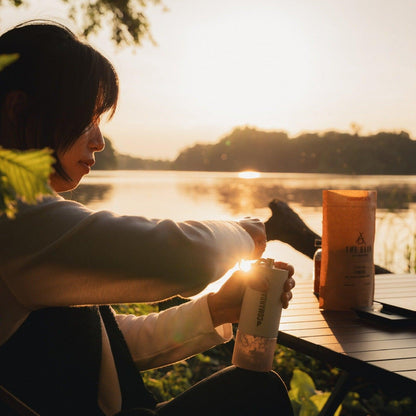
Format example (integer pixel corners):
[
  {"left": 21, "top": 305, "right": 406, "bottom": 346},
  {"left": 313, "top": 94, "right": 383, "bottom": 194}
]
[{"left": 207, "top": 261, "right": 295, "bottom": 327}]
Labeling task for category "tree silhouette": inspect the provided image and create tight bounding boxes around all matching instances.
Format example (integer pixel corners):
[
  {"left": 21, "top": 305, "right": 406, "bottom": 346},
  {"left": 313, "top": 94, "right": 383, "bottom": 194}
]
[{"left": 172, "top": 127, "right": 416, "bottom": 175}]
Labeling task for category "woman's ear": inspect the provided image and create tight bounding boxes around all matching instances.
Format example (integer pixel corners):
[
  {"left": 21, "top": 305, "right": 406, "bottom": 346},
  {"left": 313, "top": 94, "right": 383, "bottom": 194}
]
[{"left": 4, "top": 90, "right": 28, "bottom": 125}]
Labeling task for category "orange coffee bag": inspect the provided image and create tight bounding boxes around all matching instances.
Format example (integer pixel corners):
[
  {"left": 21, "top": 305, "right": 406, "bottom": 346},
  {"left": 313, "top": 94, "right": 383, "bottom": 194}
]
[{"left": 319, "top": 190, "right": 377, "bottom": 310}]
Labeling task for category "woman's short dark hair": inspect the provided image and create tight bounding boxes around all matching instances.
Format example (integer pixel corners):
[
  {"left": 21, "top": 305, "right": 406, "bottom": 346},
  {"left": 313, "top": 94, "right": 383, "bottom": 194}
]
[{"left": 0, "top": 20, "right": 119, "bottom": 177}]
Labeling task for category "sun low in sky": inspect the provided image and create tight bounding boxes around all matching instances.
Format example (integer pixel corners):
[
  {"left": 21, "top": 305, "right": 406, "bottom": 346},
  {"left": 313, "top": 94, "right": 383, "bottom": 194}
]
[{"left": 2, "top": 0, "right": 416, "bottom": 159}]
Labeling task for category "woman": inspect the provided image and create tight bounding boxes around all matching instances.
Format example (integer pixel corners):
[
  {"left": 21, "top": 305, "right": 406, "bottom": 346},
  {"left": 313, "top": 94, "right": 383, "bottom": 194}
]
[{"left": 0, "top": 21, "right": 295, "bottom": 415}]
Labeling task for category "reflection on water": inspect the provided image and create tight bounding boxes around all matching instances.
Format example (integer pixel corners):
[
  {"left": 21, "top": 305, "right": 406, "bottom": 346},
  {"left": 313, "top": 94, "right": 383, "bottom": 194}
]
[
  {"left": 63, "top": 170, "right": 416, "bottom": 278},
  {"left": 180, "top": 177, "right": 416, "bottom": 213},
  {"left": 61, "top": 184, "right": 113, "bottom": 206},
  {"left": 238, "top": 171, "right": 261, "bottom": 179}
]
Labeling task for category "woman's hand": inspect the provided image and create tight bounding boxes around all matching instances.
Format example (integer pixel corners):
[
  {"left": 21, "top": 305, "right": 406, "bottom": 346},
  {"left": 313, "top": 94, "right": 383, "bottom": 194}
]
[{"left": 207, "top": 261, "right": 295, "bottom": 328}]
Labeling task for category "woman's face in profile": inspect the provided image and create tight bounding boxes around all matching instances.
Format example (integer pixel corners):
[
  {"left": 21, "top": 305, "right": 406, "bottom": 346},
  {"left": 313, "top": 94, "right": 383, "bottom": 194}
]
[{"left": 49, "top": 122, "right": 105, "bottom": 192}]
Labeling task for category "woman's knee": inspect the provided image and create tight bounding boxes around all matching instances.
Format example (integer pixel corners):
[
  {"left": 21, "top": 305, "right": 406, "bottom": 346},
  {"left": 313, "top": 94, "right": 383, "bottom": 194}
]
[
  {"left": 156, "top": 366, "right": 293, "bottom": 416},
  {"left": 201, "top": 366, "right": 291, "bottom": 405},
  {"left": 223, "top": 366, "right": 288, "bottom": 390},
  {"left": 232, "top": 368, "right": 293, "bottom": 415}
]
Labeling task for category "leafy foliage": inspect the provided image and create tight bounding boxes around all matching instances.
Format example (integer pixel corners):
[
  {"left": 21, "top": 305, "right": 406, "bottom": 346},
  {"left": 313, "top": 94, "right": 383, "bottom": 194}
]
[
  {"left": 112, "top": 302, "right": 158, "bottom": 316},
  {"left": 142, "top": 360, "right": 194, "bottom": 401},
  {"left": 0, "top": 0, "right": 23, "bottom": 7},
  {"left": 2, "top": 0, "right": 165, "bottom": 46},
  {"left": 289, "top": 369, "right": 342, "bottom": 416},
  {"left": 0, "top": 147, "right": 55, "bottom": 218}
]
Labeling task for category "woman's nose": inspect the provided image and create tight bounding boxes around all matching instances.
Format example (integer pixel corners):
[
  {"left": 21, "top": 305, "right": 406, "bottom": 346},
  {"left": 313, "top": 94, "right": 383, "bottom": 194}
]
[{"left": 88, "top": 125, "right": 105, "bottom": 152}]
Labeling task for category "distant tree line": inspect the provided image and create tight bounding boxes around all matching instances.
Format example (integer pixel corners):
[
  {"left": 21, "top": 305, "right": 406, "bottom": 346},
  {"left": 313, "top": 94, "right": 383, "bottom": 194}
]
[
  {"left": 94, "top": 137, "right": 171, "bottom": 170},
  {"left": 96, "top": 127, "right": 416, "bottom": 174},
  {"left": 172, "top": 127, "right": 416, "bottom": 174}
]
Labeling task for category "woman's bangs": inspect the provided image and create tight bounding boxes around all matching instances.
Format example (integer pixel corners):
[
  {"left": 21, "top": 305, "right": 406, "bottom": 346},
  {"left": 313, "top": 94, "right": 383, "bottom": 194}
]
[{"left": 93, "top": 53, "right": 119, "bottom": 121}]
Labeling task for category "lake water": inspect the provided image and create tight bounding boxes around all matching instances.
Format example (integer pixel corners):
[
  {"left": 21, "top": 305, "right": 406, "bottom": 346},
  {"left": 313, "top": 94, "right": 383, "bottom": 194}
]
[{"left": 63, "top": 170, "right": 416, "bottom": 285}]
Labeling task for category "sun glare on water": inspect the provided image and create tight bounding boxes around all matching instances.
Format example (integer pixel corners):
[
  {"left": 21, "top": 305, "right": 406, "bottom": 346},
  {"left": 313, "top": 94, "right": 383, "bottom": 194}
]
[{"left": 238, "top": 171, "right": 261, "bottom": 179}]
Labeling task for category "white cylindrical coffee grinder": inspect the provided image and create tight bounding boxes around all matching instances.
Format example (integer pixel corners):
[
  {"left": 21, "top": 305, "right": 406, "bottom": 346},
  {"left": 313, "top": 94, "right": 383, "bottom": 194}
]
[{"left": 232, "top": 258, "right": 288, "bottom": 372}]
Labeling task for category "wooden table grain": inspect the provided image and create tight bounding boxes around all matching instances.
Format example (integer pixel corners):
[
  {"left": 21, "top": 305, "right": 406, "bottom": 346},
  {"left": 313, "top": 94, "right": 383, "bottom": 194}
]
[{"left": 277, "top": 274, "right": 416, "bottom": 415}]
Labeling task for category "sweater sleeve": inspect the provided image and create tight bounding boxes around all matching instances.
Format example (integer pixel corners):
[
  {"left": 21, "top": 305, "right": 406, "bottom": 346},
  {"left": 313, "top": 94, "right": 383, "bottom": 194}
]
[
  {"left": 0, "top": 196, "right": 254, "bottom": 309},
  {"left": 115, "top": 295, "right": 233, "bottom": 371}
]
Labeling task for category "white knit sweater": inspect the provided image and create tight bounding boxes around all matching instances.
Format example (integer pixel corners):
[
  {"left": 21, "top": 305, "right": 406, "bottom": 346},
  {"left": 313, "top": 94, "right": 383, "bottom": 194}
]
[{"left": 0, "top": 195, "right": 254, "bottom": 415}]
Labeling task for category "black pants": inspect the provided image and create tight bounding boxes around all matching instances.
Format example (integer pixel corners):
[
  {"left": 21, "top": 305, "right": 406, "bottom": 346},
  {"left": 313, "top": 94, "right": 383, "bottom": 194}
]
[
  {"left": 1, "top": 366, "right": 293, "bottom": 416},
  {"left": 155, "top": 365, "right": 294, "bottom": 416}
]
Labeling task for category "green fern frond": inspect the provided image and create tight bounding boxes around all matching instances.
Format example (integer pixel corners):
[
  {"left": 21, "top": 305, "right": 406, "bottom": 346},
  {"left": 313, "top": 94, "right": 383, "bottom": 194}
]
[{"left": 0, "top": 148, "right": 55, "bottom": 217}]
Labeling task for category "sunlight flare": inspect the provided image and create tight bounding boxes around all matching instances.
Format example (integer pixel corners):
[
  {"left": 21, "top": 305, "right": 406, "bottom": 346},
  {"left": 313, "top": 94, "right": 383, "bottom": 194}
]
[
  {"left": 238, "top": 171, "right": 261, "bottom": 179},
  {"left": 239, "top": 260, "right": 254, "bottom": 272}
]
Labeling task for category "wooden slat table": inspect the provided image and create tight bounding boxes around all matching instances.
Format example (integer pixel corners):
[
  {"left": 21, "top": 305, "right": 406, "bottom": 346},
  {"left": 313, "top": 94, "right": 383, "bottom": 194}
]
[{"left": 277, "top": 274, "right": 416, "bottom": 415}]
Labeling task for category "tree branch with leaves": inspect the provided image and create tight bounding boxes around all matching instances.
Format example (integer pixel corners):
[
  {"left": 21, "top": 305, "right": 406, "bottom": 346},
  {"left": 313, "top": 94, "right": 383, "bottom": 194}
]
[{"left": 1, "top": 0, "right": 166, "bottom": 46}]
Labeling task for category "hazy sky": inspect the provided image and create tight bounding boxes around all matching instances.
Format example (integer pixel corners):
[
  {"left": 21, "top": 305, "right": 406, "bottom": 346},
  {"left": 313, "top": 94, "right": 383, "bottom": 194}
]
[{"left": 2, "top": 0, "right": 416, "bottom": 159}]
